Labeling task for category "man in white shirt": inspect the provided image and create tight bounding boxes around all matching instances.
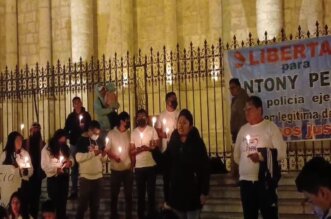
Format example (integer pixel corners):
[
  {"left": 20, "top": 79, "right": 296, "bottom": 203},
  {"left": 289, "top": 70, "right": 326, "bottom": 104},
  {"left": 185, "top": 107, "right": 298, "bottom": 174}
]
[
  {"left": 105, "top": 111, "right": 133, "bottom": 219},
  {"left": 131, "top": 109, "right": 159, "bottom": 219},
  {"left": 156, "top": 92, "right": 180, "bottom": 152},
  {"left": 296, "top": 157, "right": 331, "bottom": 219},
  {"left": 155, "top": 91, "right": 179, "bottom": 208},
  {"left": 234, "top": 96, "right": 286, "bottom": 219}
]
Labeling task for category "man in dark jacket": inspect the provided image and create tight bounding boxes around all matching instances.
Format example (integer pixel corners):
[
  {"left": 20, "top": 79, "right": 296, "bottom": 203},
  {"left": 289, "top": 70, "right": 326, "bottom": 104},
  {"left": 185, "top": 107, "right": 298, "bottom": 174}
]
[
  {"left": 229, "top": 78, "right": 249, "bottom": 181},
  {"left": 296, "top": 157, "right": 331, "bottom": 219},
  {"left": 64, "top": 96, "right": 91, "bottom": 199}
]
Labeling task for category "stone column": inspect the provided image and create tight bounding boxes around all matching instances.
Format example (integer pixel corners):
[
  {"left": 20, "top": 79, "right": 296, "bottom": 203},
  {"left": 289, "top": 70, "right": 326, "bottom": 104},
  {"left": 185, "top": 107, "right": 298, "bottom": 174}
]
[
  {"left": 106, "top": 0, "right": 134, "bottom": 57},
  {"left": 38, "top": 0, "right": 52, "bottom": 66},
  {"left": 70, "top": 0, "right": 94, "bottom": 62},
  {"left": 208, "top": 0, "right": 222, "bottom": 46},
  {"left": 164, "top": 0, "right": 177, "bottom": 52},
  {"left": 256, "top": 0, "right": 283, "bottom": 40},
  {"left": 299, "top": 0, "right": 324, "bottom": 33},
  {"left": 5, "top": 0, "right": 18, "bottom": 69}
]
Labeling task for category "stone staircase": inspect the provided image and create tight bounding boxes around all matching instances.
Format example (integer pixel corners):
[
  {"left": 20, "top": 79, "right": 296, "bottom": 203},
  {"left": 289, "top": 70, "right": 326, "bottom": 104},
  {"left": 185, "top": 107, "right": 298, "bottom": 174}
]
[{"left": 40, "top": 172, "right": 315, "bottom": 219}]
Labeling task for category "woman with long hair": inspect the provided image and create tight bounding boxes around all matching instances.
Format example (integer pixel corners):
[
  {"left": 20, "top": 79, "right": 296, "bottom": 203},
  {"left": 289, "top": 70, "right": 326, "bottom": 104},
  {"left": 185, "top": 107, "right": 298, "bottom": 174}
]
[
  {"left": 41, "top": 129, "right": 73, "bottom": 219},
  {"left": 7, "top": 191, "right": 32, "bottom": 219},
  {"left": 0, "top": 131, "right": 33, "bottom": 210}
]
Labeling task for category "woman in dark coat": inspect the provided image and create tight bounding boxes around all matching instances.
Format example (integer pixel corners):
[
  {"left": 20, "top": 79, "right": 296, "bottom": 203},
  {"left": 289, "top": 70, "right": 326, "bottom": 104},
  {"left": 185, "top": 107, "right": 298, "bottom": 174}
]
[{"left": 164, "top": 109, "right": 210, "bottom": 219}]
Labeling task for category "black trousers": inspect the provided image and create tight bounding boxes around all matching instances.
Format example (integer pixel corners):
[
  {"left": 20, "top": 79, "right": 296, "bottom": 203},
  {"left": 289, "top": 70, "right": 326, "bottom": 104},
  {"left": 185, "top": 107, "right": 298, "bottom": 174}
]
[
  {"left": 28, "top": 174, "right": 42, "bottom": 219},
  {"left": 240, "top": 180, "right": 278, "bottom": 219},
  {"left": 76, "top": 177, "right": 102, "bottom": 219},
  {"left": 135, "top": 166, "right": 157, "bottom": 219},
  {"left": 47, "top": 174, "right": 69, "bottom": 219},
  {"left": 110, "top": 170, "right": 133, "bottom": 219}
]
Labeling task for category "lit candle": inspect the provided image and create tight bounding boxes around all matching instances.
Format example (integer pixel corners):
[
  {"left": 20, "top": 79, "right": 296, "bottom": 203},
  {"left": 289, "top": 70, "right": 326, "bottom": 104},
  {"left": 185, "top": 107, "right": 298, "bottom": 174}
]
[
  {"left": 59, "top": 155, "right": 64, "bottom": 164},
  {"left": 105, "top": 137, "right": 109, "bottom": 146},
  {"left": 152, "top": 117, "right": 157, "bottom": 128},
  {"left": 79, "top": 115, "right": 83, "bottom": 123},
  {"left": 245, "top": 135, "right": 251, "bottom": 145},
  {"left": 165, "top": 127, "right": 169, "bottom": 138},
  {"left": 118, "top": 146, "right": 122, "bottom": 154},
  {"left": 20, "top": 123, "right": 24, "bottom": 132},
  {"left": 24, "top": 157, "right": 29, "bottom": 168},
  {"left": 139, "top": 132, "right": 144, "bottom": 146},
  {"left": 162, "top": 119, "right": 167, "bottom": 128}
]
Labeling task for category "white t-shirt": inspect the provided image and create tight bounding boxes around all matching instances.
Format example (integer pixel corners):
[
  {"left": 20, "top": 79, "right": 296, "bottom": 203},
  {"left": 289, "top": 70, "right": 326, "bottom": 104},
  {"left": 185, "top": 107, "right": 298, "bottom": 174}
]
[
  {"left": 106, "top": 127, "right": 131, "bottom": 171},
  {"left": 156, "top": 109, "right": 179, "bottom": 152},
  {"left": 131, "top": 125, "right": 158, "bottom": 168},
  {"left": 234, "top": 119, "right": 286, "bottom": 181}
]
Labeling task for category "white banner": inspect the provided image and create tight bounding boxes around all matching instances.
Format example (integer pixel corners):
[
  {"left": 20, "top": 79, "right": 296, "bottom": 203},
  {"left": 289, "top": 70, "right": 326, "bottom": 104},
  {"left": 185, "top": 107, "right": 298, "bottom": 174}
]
[{"left": 0, "top": 165, "right": 21, "bottom": 206}]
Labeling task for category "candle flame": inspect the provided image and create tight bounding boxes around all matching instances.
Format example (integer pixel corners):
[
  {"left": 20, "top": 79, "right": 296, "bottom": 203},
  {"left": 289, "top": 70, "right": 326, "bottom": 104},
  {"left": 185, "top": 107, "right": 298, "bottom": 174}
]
[
  {"left": 246, "top": 135, "right": 251, "bottom": 144},
  {"left": 152, "top": 117, "right": 157, "bottom": 127}
]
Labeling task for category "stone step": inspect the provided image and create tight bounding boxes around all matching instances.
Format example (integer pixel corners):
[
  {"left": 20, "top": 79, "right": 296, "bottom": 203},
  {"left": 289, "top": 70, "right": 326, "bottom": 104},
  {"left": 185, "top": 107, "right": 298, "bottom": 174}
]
[
  {"left": 39, "top": 173, "right": 314, "bottom": 219},
  {"left": 200, "top": 212, "right": 315, "bottom": 219}
]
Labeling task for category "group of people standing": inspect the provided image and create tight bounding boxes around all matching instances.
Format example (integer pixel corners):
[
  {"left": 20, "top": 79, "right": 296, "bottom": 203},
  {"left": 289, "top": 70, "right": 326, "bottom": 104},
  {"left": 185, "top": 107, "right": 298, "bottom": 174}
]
[{"left": 0, "top": 86, "right": 210, "bottom": 219}]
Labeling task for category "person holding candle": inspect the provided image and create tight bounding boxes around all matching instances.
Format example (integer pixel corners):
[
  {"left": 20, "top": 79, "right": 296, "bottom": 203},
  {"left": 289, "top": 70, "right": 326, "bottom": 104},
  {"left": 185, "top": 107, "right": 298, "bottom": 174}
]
[
  {"left": 130, "top": 109, "right": 159, "bottom": 219},
  {"left": 105, "top": 111, "right": 133, "bottom": 219},
  {"left": 233, "top": 96, "right": 286, "bottom": 219},
  {"left": 163, "top": 109, "right": 210, "bottom": 219},
  {"left": 75, "top": 120, "right": 107, "bottom": 219},
  {"left": 156, "top": 92, "right": 179, "bottom": 153},
  {"left": 41, "top": 129, "right": 73, "bottom": 219},
  {"left": 155, "top": 92, "right": 179, "bottom": 208},
  {"left": 0, "top": 131, "right": 33, "bottom": 214},
  {"left": 23, "top": 122, "right": 46, "bottom": 219},
  {"left": 64, "top": 96, "right": 91, "bottom": 200}
]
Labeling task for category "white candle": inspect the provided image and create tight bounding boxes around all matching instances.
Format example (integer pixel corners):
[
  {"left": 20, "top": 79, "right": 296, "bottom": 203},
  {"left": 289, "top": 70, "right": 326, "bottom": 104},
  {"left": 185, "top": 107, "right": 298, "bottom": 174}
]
[
  {"left": 162, "top": 119, "right": 166, "bottom": 127},
  {"left": 139, "top": 132, "right": 144, "bottom": 146},
  {"left": 24, "top": 157, "right": 29, "bottom": 168},
  {"left": 105, "top": 137, "right": 109, "bottom": 146},
  {"left": 165, "top": 127, "right": 169, "bottom": 137},
  {"left": 59, "top": 155, "right": 64, "bottom": 164},
  {"left": 246, "top": 134, "right": 251, "bottom": 145},
  {"left": 152, "top": 117, "right": 157, "bottom": 128},
  {"left": 118, "top": 146, "right": 122, "bottom": 154},
  {"left": 20, "top": 124, "right": 24, "bottom": 132},
  {"left": 79, "top": 115, "right": 83, "bottom": 123}
]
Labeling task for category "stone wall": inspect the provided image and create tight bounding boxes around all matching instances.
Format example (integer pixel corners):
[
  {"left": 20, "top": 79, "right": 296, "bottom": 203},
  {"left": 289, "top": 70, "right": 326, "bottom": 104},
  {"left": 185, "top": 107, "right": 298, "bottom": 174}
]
[
  {"left": 0, "top": 1, "right": 5, "bottom": 70},
  {"left": 0, "top": 0, "right": 330, "bottom": 70}
]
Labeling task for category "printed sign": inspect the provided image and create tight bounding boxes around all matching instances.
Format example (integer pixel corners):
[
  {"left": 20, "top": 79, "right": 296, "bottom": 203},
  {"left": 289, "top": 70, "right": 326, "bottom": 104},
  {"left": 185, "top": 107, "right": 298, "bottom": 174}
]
[
  {"left": 0, "top": 165, "right": 21, "bottom": 206},
  {"left": 228, "top": 36, "right": 331, "bottom": 141}
]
